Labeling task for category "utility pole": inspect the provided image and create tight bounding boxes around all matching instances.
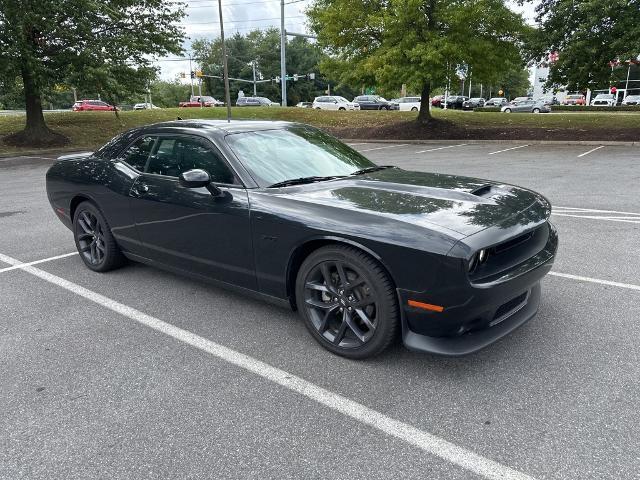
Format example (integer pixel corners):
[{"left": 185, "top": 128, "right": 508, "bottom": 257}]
[
  {"left": 280, "top": 0, "right": 287, "bottom": 106},
  {"left": 189, "top": 54, "right": 195, "bottom": 97},
  {"left": 253, "top": 61, "right": 257, "bottom": 96},
  {"left": 218, "top": 0, "right": 232, "bottom": 121},
  {"left": 198, "top": 78, "right": 203, "bottom": 108}
]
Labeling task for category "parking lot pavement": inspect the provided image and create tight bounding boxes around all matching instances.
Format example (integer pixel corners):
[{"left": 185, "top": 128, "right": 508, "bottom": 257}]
[{"left": 1, "top": 144, "right": 640, "bottom": 479}]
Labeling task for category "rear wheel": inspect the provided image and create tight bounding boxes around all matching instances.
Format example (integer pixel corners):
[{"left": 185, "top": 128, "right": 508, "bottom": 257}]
[
  {"left": 532, "top": 108, "right": 540, "bottom": 113},
  {"left": 411, "top": 107, "right": 418, "bottom": 112},
  {"left": 504, "top": 108, "right": 512, "bottom": 113},
  {"left": 73, "top": 201, "right": 125, "bottom": 272},
  {"left": 295, "top": 245, "right": 399, "bottom": 359},
  {"left": 338, "top": 107, "right": 346, "bottom": 111}
]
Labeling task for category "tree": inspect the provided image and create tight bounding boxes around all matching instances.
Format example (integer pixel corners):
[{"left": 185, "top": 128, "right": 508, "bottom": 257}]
[
  {"left": 524, "top": 0, "right": 640, "bottom": 92},
  {"left": 149, "top": 79, "right": 192, "bottom": 108},
  {"left": 192, "top": 28, "right": 357, "bottom": 105},
  {"left": 307, "top": 0, "right": 528, "bottom": 123},
  {"left": 0, "top": 0, "right": 185, "bottom": 146}
]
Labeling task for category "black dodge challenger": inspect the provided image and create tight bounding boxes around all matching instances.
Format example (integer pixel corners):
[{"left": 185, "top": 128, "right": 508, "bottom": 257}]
[{"left": 46, "top": 120, "right": 558, "bottom": 359}]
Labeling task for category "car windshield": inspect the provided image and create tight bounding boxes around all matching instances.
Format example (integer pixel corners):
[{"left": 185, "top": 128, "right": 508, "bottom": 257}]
[
  {"left": 257, "top": 97, "right": 272, "bottom": 103},
  {"left": 335, "top": 97, "right": 349, "bottom": 103},
  {"left": 225, "top": 126, "right": 377, "bottom": 187}
]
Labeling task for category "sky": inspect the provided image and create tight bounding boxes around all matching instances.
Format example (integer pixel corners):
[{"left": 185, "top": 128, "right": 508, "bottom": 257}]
[{"left": 156, "top": 0, "right": 538, "bottom": 83}]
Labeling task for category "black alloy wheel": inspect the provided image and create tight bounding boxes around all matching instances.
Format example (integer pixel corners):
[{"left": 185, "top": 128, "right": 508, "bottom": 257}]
[
  {"left": 73, "top": 201, "right": 125, "bottom": 272},
  {"left": 296, "top": 245, "right": 399, "bottom": 359}
]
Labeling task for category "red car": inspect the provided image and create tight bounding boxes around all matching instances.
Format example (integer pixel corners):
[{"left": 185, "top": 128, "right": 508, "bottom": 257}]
[
  {"left": 72, "top": 100, "right": 116, "bottom": 111},
  {"left": 431, "top": 95, "right": 443, "bottom": 107},
  {"left": 562, "top": 94, "right": 585, "bottom": 106}
]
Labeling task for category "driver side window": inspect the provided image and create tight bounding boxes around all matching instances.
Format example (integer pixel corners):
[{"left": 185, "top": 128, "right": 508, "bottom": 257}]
[{"left": 146, "top": 137, "right": 235, "bottom": 185}]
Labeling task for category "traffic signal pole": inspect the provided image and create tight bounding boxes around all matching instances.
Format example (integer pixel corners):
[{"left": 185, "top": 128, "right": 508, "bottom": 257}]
[
  {"left": 218, "top": 0, "right": 232, "bottom": 122},
  {"left": 280, "top": 0, "right": 287, "bottom": 106}
]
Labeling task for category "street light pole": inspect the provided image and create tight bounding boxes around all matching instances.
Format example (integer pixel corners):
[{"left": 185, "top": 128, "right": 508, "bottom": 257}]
[
  {"left": 218, "top": 0, "right": 232, "bottom": 121},
  {"left": 280, "top": 0, "right": 287, "bottom": 106},
  {"left": 253, "top": 60, "right": 257, "bottom": 96}
]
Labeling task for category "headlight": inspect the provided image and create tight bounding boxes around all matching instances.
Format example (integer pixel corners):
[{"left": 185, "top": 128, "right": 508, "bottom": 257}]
[{"left": 468, "top": 249, "right": 489, "bottom": 272}]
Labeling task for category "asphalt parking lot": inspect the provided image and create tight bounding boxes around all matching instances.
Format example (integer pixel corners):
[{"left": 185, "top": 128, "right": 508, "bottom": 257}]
[{"left": 1, "top": 142, "right": 639, "bottom": 480}]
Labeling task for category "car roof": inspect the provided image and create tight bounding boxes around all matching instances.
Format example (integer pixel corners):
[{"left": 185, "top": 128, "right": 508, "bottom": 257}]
[{"left": 138, "top": 119, "right": 298, "bottom": 135}]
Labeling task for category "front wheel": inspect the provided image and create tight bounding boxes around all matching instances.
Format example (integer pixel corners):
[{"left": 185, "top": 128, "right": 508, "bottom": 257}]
[
  {"left": 73, "top": 201, "right": 126, "bottom": 272},
  {"left": 532, "top": 108, "right": 540, "bottom": 113},
  {"left": 295, "top": 245, "right": 399, "bottom": 359},
  {"left": 504, "top": 108, "right": 512, "bottom": 113},
  {"left": 338, "top": 107, "right": 346, "bottom": 111},
  {"left": 411, "top": 107, "right": 418, "bottom": 112}
]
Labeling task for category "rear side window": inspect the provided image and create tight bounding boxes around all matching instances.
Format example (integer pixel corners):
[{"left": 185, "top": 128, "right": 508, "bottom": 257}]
[{"left": 122, "top": 136, "right": 156, "bottom": 171}]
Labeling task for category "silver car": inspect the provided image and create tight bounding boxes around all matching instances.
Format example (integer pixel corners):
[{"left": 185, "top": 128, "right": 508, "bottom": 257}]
[{"left": 501, "top": 100, "right": 550, "bottom": 113}]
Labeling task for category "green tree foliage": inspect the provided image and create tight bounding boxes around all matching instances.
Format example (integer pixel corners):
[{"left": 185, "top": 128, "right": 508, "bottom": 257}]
[
  {"left": 0, "top": 0, "right": 185, "bottom": 146},
  {"left": 525, "top": 0, "right": 640, "bottom": 92},
  {"left": 149, "top": 79, "right": 192, "bottom": 108},
  {"left": 307, "top": 0, "right": 528, "bottom": 122},
  {"left": 192, "top": 28, "right": 357, "bottom": 106}
]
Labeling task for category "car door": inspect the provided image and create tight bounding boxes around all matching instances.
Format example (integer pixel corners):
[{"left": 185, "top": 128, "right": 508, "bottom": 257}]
[
  {"left": 356, "top": 96, "right": 371, "bottom": 110},
  {"left": 128, "top": 134, "right": 256, "bottom": 289}
]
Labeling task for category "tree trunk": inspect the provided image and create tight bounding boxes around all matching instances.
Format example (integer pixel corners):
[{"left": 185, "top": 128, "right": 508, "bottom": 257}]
[
  {"left": 417, "top": 80, "right": 432, "bottom": 124},
  {"left": 3, "top": 62, "right": 68, "bottom": 147}
]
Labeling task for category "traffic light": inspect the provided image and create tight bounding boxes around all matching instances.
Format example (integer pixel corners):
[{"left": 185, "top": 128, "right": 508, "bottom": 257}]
[
  {"left": 293, "top": 74, "right": 299, "bottom": 81},
  {"left": 180, "top": 72, "right": 186, "bottom": 79},
  {"left": 309, "top": 73, "right": 315, "bottom": 80},
  {"left": 196, "top": 70, "right": 204, "bottom": 78},
  {"left": 190, "top": 71, "right": 195, "bottom": 79}
]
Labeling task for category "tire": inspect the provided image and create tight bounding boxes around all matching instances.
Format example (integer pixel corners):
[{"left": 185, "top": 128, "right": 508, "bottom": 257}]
[
  {"left": 411, "top": 107, "right": 418, "bottom": 112},
  {"left": 73, "top": 201, "right": 126, "bottom": 272},
  {"left": 504, "top": 108, "right": 512, "bottom": 113},
  {"left": 338, "top": 107, "right": 346, "bottom": 111},
  {"left": 315, "top": 107, "right": 321, "bottom": 110},
  {"left": 532, "top": 108, "right": 540, "bottom": 113},
  {"left": 295, "top": 245, "right": 399, "bottom": 359}
]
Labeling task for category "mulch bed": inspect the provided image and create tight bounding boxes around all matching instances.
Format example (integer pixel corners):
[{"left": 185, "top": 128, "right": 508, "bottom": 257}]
[{"left": 325, "top": 119, "right": 640, "bottom": 142}]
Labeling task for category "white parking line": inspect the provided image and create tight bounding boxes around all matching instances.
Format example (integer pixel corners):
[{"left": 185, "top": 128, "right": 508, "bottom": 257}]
[
  {"left": 488, "top": 145, "right": 529, "bottom": 155},
  {"left": 358, "top": 144, "right": 409, "bottom": 152},
  {"left": 347, "top": 143, "right": 369, "bottom": 146},
  {"left": 0, "top": 250, "right": 535, "bottom": 480},
  {"left": 415, "top": 144, "right": 468, "bottom": 154},
  {"left": 549, "top": 272, "right": 640, "bottom": 292},
  {"left": 555, "top": 206, "right": 640, "bottom": 216},
  {"left": 551, "top": 213, "right": 640, "bottom": 224},
  {"left": 577, "top": 145, "right": 604, "bottom": 158},
  {"left": 0, "top": 252, "right": 77, "bottom": 274}
]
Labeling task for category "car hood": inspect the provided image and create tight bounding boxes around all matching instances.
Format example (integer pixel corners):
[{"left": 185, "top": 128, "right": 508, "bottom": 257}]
[{"left": 276, "top": 168, "right": 550, "bottom": 237}]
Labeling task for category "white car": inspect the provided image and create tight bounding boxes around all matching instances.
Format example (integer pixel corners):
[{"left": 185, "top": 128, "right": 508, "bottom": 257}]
[
  {"left": 133, "top": 103, "right": 160, "bottom": 110},
  {"left": 391, "top": 96, "right": 422, "bottom": 111},
  {"left": 591, "top": 94, "right": 616, "bottom": 106},
  {"left": 312, "top": 96, "right": 359, "bottom": 111},
  {"left": 622, "top": 95, "right": 640, "bottom": 106}
]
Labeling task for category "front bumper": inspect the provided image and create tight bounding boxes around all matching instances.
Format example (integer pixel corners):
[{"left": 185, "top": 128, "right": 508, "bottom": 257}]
[{"left": 398, "top": 223, "right": 557, "bottom": 356}]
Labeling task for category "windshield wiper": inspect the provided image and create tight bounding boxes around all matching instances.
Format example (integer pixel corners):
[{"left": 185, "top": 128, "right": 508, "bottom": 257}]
[
  {"left": 268, "top": 175, "right": 345, "bottom": 188},
  {"left": 350, "top": 165, "right": 395, "bottom": 175}
]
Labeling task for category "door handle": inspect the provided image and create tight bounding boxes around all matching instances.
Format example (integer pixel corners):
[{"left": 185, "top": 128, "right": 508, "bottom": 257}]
[{"left": 134, "top": 183, "right": 149, "bottom": 195}]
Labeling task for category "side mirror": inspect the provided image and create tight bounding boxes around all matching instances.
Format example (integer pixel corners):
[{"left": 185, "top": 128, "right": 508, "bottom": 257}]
[
  {"left": 179, "top": 169, "right": 222, "bottom": 196},
  {"left": 179, "top": 169, "right": 210, "bottom": 188}
]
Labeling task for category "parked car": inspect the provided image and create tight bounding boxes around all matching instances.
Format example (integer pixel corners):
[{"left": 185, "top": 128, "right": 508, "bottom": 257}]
[
  {"left": 462, "top": 98, "right": 485, "bottom": 110},
  {"left": 353, "top": 95, "right": 397, "bottom": 110},
  {"left": 390, "top": 96, "right": 422, "bottom": 111},
  {"left": 312, "top": 96, "right": 359, "bottom": 111},
  {"left": 441, "top": 96, "right": 468, "bottom": 109},
  {"left": 45, "top": 119, "right": 557, "bottom": 359},
  {"left": 590, "top": 94, "right": 616, "bottom": 107},
  {"left": 501, "top": 100, "right": 550, "bottom": 113},
  {"left": 296, "top": 102, "right": 313, "bottom": 108},
  {"left": 562, "top": 94, "right": 585, "bottom": 106},
  {"left": 484, "top": 97, "right": 508, "bottom": 107},
  {"left": 431, "top": 95, "right": 444, "bottom": 108},
  {"left": 179, "top": 95, "right": 224, "bottom": 108},
  {"left": 236, "top": 96, "right": 279, "bottom": 107},
  {"left": 622, "top": 95, "right": 640, "bottom": 106},
  {"left": 72, "top": 100, "right": 116, "bottom": 112},
  {"left": 133, "top": 103, "right": 160, "bottom": 110},
  {"left": 538, "top": 96, "right": 559, "bottom": 106}
]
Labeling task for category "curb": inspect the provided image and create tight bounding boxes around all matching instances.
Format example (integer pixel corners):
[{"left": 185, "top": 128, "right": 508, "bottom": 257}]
[{"left": 341, "top": 139, "right": 640, "bottom": 146}]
